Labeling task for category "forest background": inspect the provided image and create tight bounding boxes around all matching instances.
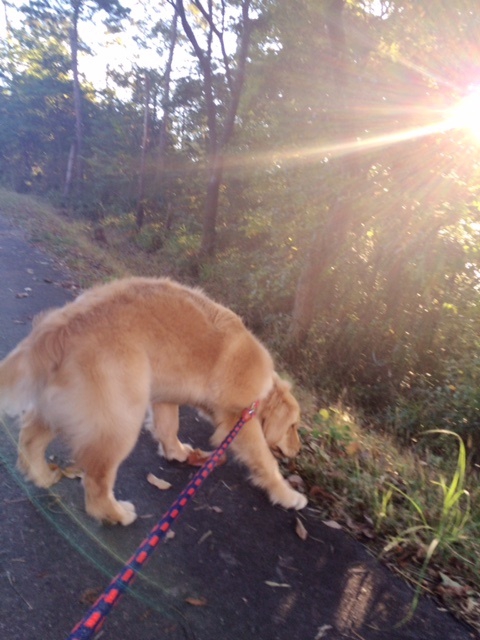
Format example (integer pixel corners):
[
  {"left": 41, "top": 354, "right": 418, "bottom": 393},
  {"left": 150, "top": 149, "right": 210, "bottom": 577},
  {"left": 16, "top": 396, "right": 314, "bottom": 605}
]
[{"left": 2, "top": 0, "right": 480, "bottom": 629}]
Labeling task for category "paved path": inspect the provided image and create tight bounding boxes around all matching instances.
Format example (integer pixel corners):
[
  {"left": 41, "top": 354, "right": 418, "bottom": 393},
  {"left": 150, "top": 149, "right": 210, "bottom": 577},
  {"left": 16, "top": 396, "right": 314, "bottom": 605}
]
[{"left": 0, "top": 214, "right": 476, "bottom": 640}]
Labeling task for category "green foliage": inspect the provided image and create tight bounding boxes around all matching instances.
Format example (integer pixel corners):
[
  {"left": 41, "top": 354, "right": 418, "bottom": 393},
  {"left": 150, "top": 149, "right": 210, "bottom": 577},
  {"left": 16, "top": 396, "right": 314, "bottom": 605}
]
[
  {"left": 389, "top": 352, "right": 480, "bottom": 458},
  {"left": 3, "top": 0, "right": 480, "bottom": 470},
  {"left": 134, "top": 222, "right": 165, "bottom": 252},
  {"left": 379, "top": 431, "right": 471, "bottom": 622}
]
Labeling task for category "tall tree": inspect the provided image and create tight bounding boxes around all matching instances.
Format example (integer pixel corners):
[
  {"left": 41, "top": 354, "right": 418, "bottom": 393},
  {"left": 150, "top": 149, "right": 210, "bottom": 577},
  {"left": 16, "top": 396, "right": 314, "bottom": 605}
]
[
  {"left": 0, "top": 18, "right": 75, "bottom": 191},
  {"left": 135, "top": 70, "right": 151, "bottom": 229},
  {"left": 290, "top": 0, "right": 351, "bottom": 341},
  {"left": 174, "top": 0, "right": 257, "bottom": 258},
  {"left": 133, "top": 2, "right": 180, "bottom": 229},
  {"left": 21, "top": 0, "right": 128, "bottom": 199},
  {"left": 157, "top": 5, "right": 179, "bottom": 168}
]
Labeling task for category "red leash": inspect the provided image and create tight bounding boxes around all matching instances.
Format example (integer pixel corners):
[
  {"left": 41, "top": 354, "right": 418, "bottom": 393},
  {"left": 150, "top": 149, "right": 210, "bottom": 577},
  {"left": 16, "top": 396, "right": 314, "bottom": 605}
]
[{"left": 67, "top": 402, "right": 258, "bottom": 640}]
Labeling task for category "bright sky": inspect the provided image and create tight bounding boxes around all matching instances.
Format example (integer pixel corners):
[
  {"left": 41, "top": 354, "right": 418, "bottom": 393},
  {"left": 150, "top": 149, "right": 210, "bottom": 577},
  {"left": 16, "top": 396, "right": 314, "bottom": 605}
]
[
  {"left": 79, "top": 1, "right": 169, "bottom": 90},
  {"left": 0, "top": 0, "right": 189, "bottom": 91}
]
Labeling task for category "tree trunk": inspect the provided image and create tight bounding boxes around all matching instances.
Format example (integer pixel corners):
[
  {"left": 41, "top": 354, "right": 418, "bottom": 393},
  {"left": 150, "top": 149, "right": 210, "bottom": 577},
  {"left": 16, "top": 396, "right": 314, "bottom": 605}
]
[
  {"left": 200, "top": 154, "right": 224, "bottom": 257},
  {"left": 64, "top": 143, "right": 76, "bottom": 198},
  {"left": 175, "top": 0, "right": 253, "bottom": 259},
  {"left": 290, "top": 0, "right": 349, "bottom": 342},
  {"left": 158, "top": 9, "right": 178, "bottom": 169},
  {"left": 63, "top": 0, "right": 83, "bottom": 198},
  {"left": 136, "top": 72, "right": 151, "bottom": 229}
]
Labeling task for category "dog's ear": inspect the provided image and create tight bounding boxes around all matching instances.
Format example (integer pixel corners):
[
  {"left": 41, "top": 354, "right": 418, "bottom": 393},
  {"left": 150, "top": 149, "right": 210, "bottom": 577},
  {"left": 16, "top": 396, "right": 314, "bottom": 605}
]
[{"left": 260, "top": 375, "right": 300, "bottom": 454}]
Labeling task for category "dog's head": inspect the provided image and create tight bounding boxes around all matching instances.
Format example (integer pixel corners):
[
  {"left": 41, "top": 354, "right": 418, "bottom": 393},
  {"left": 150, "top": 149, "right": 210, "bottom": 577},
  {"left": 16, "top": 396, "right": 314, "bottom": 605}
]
[{"left": 259, "top": 374, "right": 301, "bottom": 459}]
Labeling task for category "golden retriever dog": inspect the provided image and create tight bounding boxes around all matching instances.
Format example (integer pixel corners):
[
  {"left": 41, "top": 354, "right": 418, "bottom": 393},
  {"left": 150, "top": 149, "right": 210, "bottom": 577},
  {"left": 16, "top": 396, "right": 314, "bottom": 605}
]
[{"left": 0, "top": 277, "right": 307, "bottom": 524}]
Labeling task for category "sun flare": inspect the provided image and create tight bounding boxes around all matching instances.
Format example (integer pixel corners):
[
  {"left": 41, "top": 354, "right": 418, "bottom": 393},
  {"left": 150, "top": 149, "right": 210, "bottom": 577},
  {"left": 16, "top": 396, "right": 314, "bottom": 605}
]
[{"left": 448, "top": 88, "right": 480, "bottom": 142}]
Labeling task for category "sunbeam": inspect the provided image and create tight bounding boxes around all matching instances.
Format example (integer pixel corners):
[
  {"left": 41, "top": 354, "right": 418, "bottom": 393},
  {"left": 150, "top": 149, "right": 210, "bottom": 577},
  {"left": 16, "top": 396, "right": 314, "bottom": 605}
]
[{"left": 446, "top": 87, "right": 480, "bottom": 142}]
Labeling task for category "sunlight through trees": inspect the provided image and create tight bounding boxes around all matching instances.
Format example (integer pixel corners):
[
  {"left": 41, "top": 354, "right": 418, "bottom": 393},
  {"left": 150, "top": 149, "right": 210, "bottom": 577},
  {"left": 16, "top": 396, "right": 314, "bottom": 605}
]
[{"left": 1, "top": 0, "right": 480, "bottom": 453}]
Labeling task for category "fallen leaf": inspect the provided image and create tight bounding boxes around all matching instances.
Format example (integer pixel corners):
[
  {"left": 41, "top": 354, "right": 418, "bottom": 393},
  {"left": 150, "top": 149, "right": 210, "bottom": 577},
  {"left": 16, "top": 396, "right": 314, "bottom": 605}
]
[
  {"left": 185, "top": 596, "right": 208, "bottom": 607},
  {"left": 15, "top": 292, "right": 29, "bottom": 298},
  {"left": 323, "top": 520, "right": 342, "bottom": 530},
  {"left": 437, "top": 572, "right": 468, "bottom": 599},
  {"left": 186, "top": 449, "right": 211, "bottom": 466},
  {"left": 61, "top": 280, "right": 78, "bottom": 290},
  {"left": 147, "top": 473, "right": 172, "bottom": 491},
  {"left": 287, "top": 474, "right": 305, "bottom": 491},
  {"left": 439, "top": 572, "right": 463, "bottom": 590},
  {"left": 211, "top": 506, "right": 223, "bottom": 514},
  {"left": 309, "top": 485, "right": 335, "bottom": 503},
  {"left": 315, "top": 624, "right": 333, "bottom": 639},
  {"left": 198, "top": 530, "right": 213, "bottom": 545},
  {"left": 48, "top": 462, "right": 82, "bottom": 480},
  {"left": 186, "top": 448, "right": 227, "bottom": 467},
  {"left": 465, "top": 596, "right": 479, "bottom": 614},
  {"left": 295, "top": 517, "right": 308, "bottom": 541},
  {"left": 61, "top": 465, "right": 83, "bottom": 479},
  {"left": 265, "top": 581, "right": 291, "bottom": 589},
  {"left": 345, "top": 441, "right": 361, "bottom": 456}
]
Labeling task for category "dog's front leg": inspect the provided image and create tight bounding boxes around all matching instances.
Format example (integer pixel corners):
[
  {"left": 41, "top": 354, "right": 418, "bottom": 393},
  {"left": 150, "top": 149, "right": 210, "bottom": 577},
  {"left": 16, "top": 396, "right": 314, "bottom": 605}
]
[
  {"left": 214, "top": 415, "right": 307, "bottom": 510},
  {"left": 150, "top": 402, "right": 193, "bottom": 462}
]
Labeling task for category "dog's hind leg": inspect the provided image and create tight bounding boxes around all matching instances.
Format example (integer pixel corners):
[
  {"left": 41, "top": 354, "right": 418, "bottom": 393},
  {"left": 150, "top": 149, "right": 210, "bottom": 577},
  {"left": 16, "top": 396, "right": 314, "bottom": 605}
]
[
  {"left": 76, "top": 420, "right": 143, "bottom": 526},
  {"left": 17, "top": 411, "right": 62, "bottom": 488},
  {"left": 150, "top": 402, "right": 193, "bottom": 462}
]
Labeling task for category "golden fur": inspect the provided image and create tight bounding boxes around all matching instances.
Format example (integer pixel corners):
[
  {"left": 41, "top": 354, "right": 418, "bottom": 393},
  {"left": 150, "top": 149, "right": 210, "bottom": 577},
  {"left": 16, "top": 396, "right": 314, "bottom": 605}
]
[{"left": 0, "top": 277, "right": 307, "bottom": 524}]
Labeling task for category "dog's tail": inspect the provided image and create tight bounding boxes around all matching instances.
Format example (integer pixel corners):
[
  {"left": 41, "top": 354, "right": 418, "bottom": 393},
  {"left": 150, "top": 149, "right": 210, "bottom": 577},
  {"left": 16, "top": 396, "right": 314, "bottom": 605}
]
[
  {"left": 0, "top": 313, "right": 68, "bottom": 417},
  {"left": 0, "top": 344, "right": 33, "bottom": 417}
]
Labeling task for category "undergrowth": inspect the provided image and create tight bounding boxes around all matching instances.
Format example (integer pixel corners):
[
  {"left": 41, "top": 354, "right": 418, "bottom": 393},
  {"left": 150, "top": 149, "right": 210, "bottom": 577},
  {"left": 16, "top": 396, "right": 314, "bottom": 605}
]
[{"left": 299, "top": 407, "right": 480, "bottom": 630}]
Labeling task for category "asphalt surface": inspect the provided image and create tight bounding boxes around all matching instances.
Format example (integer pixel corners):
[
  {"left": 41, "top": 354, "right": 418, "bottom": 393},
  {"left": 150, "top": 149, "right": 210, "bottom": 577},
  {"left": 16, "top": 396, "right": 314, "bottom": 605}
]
[{"left": 0, "top": 213, "right": 477, "bottom": 640}]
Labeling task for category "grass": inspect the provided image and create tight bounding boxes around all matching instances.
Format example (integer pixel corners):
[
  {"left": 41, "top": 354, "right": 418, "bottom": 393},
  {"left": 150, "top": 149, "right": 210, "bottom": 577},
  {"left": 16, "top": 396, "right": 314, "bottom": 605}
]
[
  {"left": 0, "top": 188, "right": 128, "bottom": 286},
  {"left": 1, "top": 188, "right": 479, "bottom": 632},
  {"left": 299, "top": 409, "right": 480, "bottom": 631}
]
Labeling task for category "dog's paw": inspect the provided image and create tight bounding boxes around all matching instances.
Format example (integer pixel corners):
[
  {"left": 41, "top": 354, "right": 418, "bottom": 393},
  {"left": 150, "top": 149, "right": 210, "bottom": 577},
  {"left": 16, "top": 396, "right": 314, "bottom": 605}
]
[
  {"left": 274, "top": 483, "right": 308, "bottom": 511},
  {"left": 17, "top": 458, "right": 62, "bottom": 488},
  {"left": 291, "top": 492, "right": 308, "bottom": 510},
  {"left": 37, "top": 468, "right": 63, "bottom": 489},
  {"left": 118, "top": 500, "right": 138, "bottom": 526},
  {"left": 160, "top": 442, "right": 194, "bottom": 463}
]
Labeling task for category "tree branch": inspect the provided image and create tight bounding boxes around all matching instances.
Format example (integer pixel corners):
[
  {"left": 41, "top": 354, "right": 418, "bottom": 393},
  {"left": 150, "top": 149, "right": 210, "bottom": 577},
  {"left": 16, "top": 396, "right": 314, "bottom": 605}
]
[{"left": 192, "top": 0, "right": 233, "bottom": 92}]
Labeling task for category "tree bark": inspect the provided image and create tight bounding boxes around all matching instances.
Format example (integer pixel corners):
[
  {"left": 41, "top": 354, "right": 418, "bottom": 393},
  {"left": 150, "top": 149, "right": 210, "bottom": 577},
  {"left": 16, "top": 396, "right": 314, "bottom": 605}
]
[
  {"left": 63, "top": 0, "right": 83, "bottom": 198},
  {"left": 158, "top": 9, "right": 178, "bottom": 168},
  {"left": 136, "top": 72, "right": 151, "bottom": 229},
  {"left": 175, "top": 0, "right": 253, "bottom": 259}
]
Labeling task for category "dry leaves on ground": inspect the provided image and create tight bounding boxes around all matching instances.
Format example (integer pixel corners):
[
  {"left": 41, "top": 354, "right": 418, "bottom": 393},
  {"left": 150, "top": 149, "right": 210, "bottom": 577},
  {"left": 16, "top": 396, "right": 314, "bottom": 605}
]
[
  {"left": 186, "top": 448, "right": 227, "bottom": 467},
  {"left": 185, "top": 596, "right": 208, "bottom": 607},
  {"left": 146, "top": 473, "right": 172, "bottom": 491},
  {"left": 48, "top": 462, "right": 83, "bottom": 479},
  {"left": 295, "top": 517, "right": 309, "bottom": 541}
]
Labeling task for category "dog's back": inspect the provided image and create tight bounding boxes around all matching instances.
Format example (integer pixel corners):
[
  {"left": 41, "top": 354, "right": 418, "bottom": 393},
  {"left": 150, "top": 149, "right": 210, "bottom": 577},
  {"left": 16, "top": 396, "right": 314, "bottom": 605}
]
[{"left": 0, "top": 277, "right": 273, "bottom": 418}]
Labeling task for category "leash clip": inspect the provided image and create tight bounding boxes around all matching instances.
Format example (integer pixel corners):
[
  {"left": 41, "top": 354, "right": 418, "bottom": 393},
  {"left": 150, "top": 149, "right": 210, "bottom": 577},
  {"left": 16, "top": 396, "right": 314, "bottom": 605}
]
[{"left": 242, "top": 400, "right": 259, "bottom": 422}]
